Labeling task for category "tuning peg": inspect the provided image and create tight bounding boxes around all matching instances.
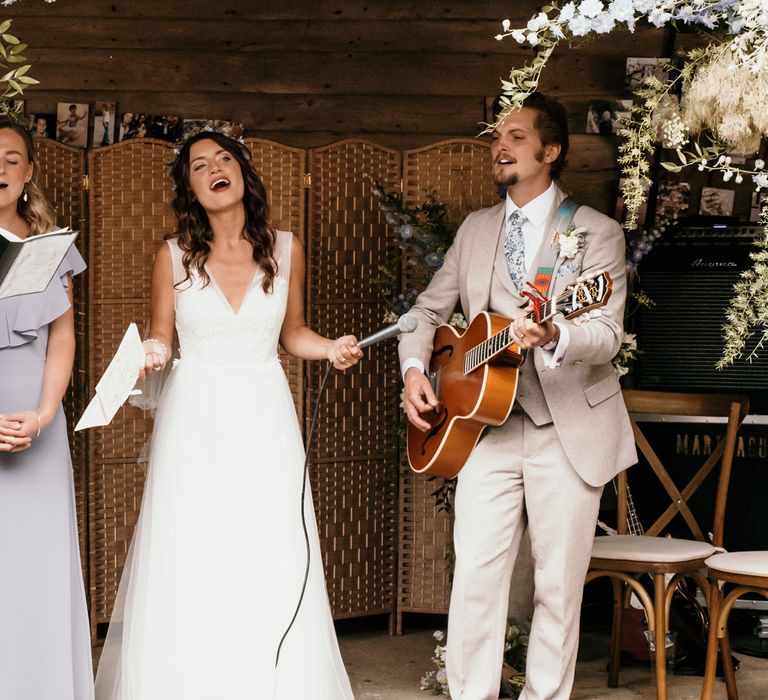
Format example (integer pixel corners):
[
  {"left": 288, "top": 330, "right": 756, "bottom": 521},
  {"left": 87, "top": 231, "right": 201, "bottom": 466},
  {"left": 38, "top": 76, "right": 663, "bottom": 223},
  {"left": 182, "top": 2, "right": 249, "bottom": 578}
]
[{"left": 576, "top": 276, "right": 584, "bottom": 283}]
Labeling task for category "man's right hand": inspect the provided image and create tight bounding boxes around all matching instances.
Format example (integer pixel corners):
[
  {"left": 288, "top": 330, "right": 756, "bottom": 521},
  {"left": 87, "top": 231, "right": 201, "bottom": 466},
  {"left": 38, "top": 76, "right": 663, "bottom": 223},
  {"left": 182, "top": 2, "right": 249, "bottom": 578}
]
[{"left": 403, "top": 367, "right": 439, "bottom": 432}]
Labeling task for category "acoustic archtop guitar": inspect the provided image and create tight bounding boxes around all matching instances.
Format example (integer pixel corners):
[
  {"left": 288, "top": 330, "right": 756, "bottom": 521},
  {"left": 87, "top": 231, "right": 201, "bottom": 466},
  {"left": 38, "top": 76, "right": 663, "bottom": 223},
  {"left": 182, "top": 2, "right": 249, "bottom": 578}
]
[{"left": 407, "top": 272, "right": 613, "bottom": 478}]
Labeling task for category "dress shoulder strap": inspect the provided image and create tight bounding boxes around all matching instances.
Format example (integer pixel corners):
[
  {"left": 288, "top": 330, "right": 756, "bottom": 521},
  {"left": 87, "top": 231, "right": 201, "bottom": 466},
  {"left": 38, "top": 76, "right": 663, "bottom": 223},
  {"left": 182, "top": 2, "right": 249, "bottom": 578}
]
[
  {"left": 165, "top": 237, "right": 187, "bottom": 287},
  {"left": 273, "top": 229, "right": 294, "bottom": 282}
]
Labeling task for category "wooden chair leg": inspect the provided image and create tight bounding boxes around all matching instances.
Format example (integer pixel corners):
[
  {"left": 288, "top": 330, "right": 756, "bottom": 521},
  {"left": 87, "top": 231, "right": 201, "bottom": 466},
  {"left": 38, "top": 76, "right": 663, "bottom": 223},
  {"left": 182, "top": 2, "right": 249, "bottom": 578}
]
[
  {"left": 608, "top": 576, "right": 624, "bottom": 688},
  {"left": 653, "top": 573, "right": 668, "bottom": 700},
  {"left": 700, "top": 582, "right": 721, "bottom": 700},
  {"left": 720, "top": 632, "right": 739, "bottom": 700}
]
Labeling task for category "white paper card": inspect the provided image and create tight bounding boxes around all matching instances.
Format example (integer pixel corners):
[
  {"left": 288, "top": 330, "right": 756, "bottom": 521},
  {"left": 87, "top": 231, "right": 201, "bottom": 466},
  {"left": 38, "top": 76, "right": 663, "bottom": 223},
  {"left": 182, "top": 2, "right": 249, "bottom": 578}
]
[{"left": 75, "top": 323, "right": 145, "bottom": 431}]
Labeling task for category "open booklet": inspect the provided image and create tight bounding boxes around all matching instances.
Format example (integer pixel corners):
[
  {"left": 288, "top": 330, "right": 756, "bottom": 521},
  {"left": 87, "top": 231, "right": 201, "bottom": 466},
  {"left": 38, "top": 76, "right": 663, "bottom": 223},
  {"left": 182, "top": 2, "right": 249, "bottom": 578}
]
[
  {"left": 76, "top": 323, "right": 145, "bottom": 431},
  {"left": 0, "top": 227, "right": 79, "bottom": 300}
]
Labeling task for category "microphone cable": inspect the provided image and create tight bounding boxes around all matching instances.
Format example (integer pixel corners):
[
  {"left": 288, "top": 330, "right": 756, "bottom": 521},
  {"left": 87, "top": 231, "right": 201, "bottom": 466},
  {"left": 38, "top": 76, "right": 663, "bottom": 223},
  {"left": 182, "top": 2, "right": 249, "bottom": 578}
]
[{"left": 274, "top": 359, "right": 334, "bottom": 669}]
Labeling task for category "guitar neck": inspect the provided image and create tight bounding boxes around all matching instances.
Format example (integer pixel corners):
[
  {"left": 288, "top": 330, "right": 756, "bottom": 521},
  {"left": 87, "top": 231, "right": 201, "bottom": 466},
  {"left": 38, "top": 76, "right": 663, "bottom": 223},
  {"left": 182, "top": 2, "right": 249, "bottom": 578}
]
[
  {"left": 461, "top": 294, "right": 558, "bottom": 375},
  {"left": 626, "top": 485, "right": 645, "bottom": 536}
]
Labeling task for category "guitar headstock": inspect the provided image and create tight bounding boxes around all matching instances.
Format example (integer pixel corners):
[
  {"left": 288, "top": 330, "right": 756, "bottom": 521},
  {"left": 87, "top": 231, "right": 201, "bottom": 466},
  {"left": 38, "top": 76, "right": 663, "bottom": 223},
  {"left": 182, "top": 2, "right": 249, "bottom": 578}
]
[{"left": 559, "top": 271, "right": 613, "bottom": 323}]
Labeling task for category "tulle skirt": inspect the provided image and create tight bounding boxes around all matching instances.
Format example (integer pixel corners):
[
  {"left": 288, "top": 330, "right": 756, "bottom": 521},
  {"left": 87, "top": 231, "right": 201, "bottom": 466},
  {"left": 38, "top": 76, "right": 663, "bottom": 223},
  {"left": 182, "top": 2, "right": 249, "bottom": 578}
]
[{"left": 95, "top": 358, "right": 353, "bottom": 699}]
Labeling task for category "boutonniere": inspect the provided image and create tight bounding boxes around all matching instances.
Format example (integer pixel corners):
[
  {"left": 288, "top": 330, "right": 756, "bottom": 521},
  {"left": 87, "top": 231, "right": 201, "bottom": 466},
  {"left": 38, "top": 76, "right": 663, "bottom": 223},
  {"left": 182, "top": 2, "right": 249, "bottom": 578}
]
[{"left": 557, "top": 226, "right": 588, "bottom": 259}]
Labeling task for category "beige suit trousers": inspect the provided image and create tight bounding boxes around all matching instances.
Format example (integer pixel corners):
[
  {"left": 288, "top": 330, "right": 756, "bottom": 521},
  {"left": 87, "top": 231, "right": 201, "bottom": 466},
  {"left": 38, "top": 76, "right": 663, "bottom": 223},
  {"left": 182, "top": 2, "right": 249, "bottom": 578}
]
[{"left": 447, "top": 412, "right": 602, "bottom": 700}]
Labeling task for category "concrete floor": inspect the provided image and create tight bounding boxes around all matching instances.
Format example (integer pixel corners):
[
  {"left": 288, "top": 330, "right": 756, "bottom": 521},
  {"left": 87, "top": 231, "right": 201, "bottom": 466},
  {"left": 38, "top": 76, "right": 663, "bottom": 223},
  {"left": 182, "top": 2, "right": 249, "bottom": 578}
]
[
  {"left": 91, "top": 622, "right": 768, "bottom": 698},
  {"left": 340, "top": 626, "right": 768, "bottom": 699}
]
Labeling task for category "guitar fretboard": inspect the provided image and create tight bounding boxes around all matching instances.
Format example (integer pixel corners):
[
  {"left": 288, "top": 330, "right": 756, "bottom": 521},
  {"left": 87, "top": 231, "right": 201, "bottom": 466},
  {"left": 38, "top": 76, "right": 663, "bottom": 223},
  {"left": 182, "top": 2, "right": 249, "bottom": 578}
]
[{"left": 462, "top": 298, "right": 556, "bottom": 374}]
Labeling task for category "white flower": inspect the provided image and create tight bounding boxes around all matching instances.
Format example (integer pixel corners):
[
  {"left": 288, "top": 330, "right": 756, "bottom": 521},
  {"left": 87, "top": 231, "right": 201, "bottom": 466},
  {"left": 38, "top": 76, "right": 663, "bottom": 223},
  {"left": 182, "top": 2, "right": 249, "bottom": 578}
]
[
  {"left": 511, "top": 29, "right": 527, "bottom": 43},
  {"left": 607, "top": 0, "right": 635, "bottom": 23},
  {"left": 433, "top": 630, "right": 445, "bottom": 641},
  {"left": 559, "top": 2, "right": 577, "bottom": 22},
  {"left": 527, "top": 12, "right": 549, "bottom": 31},
  {"left": 568, "top": 14, "right": 592, "bottom": 35},
  {"left": 450, "top": 312, "right": 468, "bottom": 329},
  {"left": 753, "top": 172, "right": 768, "bottom": 190},
  {"left": 527, "top": 32, "right": 541, "bottom": 46},
  {"left": 502, "top": 18, "right": 511, "bottom": 31},
  {"left": 755, "top": 159, "right": 765, "bottom": 170},
  {"left": 579, "top": 0, "right": 604, "bottom": 19},
  {"left": 558, "top": 226, "right": 587, "bottom": 259},
  {"left": 592, "top": 13, "right": 616, "bottom": 33}
]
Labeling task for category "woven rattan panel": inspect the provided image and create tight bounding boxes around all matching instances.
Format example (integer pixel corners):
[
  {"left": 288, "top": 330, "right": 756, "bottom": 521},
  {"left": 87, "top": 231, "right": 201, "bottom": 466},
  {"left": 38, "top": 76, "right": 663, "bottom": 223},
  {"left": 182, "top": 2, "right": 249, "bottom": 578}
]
[
  {"left": 87, "top": 139, "right": 175, "bottom": 626},
  {"left": 397, "top": 139, "right": 498, "bottom": 628},
  {"left": 246, "top": 138, "right": 306, "bottom": 423},
  {"left": 307, "top": 140, "right": 401, "bottom": 619},
  {"left": 33, "top": 138, "right": 88, "bottom": 590}
]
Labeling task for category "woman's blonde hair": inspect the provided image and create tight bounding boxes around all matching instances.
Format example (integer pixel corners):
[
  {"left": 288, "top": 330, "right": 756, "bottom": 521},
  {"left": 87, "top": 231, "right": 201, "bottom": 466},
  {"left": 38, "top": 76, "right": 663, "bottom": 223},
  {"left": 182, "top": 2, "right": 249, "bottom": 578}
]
[{"left": 0, "top": 116, "right": 56, "bottom": 234}]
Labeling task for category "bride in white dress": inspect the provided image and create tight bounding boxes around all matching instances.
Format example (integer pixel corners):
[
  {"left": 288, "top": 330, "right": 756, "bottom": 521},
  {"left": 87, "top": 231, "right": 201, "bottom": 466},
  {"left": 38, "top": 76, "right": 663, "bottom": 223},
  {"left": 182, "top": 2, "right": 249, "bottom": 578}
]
[{"left": 95, "top": 131, "right": 361, "bottom": 699}]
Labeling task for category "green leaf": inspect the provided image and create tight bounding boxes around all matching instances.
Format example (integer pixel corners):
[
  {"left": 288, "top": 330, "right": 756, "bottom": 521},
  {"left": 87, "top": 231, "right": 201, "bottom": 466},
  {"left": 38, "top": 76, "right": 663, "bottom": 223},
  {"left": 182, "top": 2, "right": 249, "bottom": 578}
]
[
  {"left": 2, "top": 34, "right": 20, "bottom": 45},
  {"left": 9, "top": 43, "right": 27, "bottom": 55},
  {"left": 0, "top": 21, "right": 11, "bottom": 36},
  {"left": 14, "top": 63, "right": 30, "bottom": 77},
  {"left": 0, "top": 68, "right": 14, "bottom": 83},
  {"left": 16, "top": 76, "right": 38, "bottom": 85},
  {"left": 660, "top": 162, "right": 682, "bottom": 172},
  {"left": 5, "top": 55, "right": 24, "bottom": 64}
]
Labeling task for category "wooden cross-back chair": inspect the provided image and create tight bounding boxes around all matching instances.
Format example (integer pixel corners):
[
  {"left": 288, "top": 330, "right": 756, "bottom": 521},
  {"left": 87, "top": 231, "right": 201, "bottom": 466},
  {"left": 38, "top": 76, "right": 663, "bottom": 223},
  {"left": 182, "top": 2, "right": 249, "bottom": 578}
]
[{"left": 585, "top": 389, "right": 749, "bottom": 700}]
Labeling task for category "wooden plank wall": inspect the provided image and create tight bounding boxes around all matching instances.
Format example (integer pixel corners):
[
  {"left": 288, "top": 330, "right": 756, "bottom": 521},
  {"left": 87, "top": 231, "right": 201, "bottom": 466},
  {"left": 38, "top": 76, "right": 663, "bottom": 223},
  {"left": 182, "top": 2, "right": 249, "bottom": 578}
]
[{"left": 3, "top": 0, "right": 671, "bottom": 214}]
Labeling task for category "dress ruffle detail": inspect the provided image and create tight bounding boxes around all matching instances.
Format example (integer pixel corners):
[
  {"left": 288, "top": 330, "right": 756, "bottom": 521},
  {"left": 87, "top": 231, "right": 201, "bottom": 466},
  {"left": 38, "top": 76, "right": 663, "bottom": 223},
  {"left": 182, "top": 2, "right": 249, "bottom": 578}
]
[{"left": 0, "top": 244, "right": 86, "bottom": 349}]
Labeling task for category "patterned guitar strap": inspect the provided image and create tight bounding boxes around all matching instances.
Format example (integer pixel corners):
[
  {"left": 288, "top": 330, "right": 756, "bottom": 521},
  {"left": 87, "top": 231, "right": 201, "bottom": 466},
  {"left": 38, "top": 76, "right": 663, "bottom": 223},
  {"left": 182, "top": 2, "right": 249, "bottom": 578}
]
[{"left": 529, "top": 196, "right": 581, "bottom": 301}]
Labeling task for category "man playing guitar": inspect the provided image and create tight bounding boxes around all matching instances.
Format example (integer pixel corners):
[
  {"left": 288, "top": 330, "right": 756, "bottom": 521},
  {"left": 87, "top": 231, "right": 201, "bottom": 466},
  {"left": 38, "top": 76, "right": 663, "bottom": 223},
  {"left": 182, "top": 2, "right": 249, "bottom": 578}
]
[{"left": 400, "top": 92, "right": 636, "bottom": 700}]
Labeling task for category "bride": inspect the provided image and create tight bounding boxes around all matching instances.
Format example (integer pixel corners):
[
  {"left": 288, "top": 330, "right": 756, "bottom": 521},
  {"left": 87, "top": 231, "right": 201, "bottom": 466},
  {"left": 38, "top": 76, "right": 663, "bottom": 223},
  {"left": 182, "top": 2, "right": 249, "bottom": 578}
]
[{"left": 95, "top": 131, "right": 361, "bottom": 699}]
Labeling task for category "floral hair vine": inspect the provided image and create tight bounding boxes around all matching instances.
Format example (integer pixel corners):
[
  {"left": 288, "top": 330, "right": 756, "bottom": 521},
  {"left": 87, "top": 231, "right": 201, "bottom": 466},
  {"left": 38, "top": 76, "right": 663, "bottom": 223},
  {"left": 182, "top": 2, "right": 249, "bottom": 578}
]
[{"left": 167, "top": 121, "right": 249, "bottom": 164}]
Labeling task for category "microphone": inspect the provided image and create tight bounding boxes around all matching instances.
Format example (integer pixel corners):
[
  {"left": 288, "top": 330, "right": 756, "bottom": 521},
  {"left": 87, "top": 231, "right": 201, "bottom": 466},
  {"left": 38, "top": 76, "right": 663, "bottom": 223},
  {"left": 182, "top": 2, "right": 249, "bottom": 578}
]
[{"left": 357, "top": 315, "right": 418, "bottom": 349}]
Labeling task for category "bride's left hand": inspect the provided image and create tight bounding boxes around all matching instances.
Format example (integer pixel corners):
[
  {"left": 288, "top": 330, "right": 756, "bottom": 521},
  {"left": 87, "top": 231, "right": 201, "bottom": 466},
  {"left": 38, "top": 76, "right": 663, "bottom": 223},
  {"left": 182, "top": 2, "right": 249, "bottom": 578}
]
[{"left": 327, "top": 335, "right": 363, "bottom": 370}]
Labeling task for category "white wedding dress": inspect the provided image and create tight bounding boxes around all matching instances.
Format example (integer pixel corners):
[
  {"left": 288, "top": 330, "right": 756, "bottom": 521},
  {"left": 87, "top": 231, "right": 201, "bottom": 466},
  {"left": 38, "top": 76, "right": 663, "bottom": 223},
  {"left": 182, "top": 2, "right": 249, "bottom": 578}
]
[{"left": 95, "top": 230, "right": 353, "bottom": 699}]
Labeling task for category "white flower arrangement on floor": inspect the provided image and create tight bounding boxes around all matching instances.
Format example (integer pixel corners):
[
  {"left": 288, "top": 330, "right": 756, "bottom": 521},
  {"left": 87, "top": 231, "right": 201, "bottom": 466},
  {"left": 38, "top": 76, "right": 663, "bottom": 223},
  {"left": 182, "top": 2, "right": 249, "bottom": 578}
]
[{"left": 492, "top": 0, "right": 768, "bottom": 365}]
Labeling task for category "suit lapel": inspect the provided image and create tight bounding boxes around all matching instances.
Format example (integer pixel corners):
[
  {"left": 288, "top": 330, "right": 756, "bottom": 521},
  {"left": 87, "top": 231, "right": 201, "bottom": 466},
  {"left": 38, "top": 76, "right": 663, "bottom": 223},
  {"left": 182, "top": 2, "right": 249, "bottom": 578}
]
[{"left": 466, "top": 202, "right": 505, "bottom": 318}]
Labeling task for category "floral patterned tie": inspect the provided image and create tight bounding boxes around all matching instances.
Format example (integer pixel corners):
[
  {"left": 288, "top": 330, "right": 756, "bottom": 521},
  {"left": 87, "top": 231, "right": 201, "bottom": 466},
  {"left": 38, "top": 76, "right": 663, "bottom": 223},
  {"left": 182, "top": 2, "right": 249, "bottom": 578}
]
[{"left": 504, "top": 209, "right": 526, "bottom": 291}]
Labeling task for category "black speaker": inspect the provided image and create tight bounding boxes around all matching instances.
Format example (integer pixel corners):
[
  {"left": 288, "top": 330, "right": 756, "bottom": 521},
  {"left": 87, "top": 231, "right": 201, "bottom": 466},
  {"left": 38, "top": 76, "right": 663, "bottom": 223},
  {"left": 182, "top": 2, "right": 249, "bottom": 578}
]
[{"left": 635, "top": 226, "right": 768, "bottom": 411}]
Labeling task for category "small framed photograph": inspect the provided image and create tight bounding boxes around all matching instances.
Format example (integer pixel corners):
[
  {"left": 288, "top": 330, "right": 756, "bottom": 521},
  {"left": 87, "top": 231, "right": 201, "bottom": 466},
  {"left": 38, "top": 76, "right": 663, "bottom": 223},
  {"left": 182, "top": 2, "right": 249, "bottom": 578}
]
[
  {"left": 28, "top": 113, "right": 55, "bottom": 139},
  {"left": 0, "top": 99, "right": 24, "bottom": 119},
  {"left": 586, "top": 100, "right": 632, "bottom": 135},
  {"left": 625, "top": 57, "right": 670, "bottom": 91},
  {"left": 91, "top": 101, "right": 116, "bottom": 147},
  {"left": 56, "top": 102, "right": 89, "bottom": 148},
  {"left": 118, "top": 112, "right": 149, "bottom": 141},
  {"left": 750, "top": 191, "right": 768, "bottom": 222},
  {"left": 147, "top": 115, "right": 183, "bottom": 142},
  {"left": 699, "top": 187, "right": 735, "bottom": 217},
  {"left": 656, "top": 181, "right": 690, "bottom": 220}
]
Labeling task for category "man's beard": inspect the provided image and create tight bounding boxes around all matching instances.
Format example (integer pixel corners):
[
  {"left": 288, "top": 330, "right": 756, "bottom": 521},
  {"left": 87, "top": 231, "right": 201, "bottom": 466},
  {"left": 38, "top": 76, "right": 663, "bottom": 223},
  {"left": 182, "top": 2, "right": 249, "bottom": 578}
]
[{"left": 492, "top": 147, "right": 546, "bottom": 188}]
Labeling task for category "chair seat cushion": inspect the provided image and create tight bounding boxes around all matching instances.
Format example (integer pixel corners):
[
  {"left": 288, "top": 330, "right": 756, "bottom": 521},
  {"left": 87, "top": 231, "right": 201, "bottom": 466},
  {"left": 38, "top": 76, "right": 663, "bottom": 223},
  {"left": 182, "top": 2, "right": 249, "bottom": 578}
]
[
  {"left": 705, "top": 551, "right": 768, "bottom": 577},
  {"left": 592, "top": 534, "right": 715, "bottom": 562}
]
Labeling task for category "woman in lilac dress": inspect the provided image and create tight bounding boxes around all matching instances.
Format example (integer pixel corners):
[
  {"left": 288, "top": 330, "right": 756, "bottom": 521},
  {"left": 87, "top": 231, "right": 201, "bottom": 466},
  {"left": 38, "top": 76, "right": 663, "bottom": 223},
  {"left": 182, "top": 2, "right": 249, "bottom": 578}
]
[{"left": 0, "top": 118, "right": 94, "bottom": 699}]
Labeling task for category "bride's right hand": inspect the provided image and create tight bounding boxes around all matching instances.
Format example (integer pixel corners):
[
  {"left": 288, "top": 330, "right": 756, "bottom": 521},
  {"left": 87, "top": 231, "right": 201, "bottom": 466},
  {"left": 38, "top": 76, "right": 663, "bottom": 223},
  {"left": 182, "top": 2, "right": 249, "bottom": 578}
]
[{"left": 138, "top": 339, "right": 168, "bottom": 381}]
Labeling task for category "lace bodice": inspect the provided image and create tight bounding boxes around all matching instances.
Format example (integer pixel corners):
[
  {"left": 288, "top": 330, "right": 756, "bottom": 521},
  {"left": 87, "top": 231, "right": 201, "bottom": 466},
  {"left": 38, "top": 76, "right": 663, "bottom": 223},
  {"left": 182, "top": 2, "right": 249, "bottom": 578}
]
[{"left": 166, "top": 231, "right": 292, "bottom": 369}]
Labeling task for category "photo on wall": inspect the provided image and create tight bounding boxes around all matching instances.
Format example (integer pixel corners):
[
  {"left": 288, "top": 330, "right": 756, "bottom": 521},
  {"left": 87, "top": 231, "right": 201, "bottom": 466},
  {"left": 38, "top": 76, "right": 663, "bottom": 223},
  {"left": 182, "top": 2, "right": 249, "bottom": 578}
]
[
  {"left": 0, "top": 99, "right": 24, "bottom": 120},
  {"left": 655, "top": 181, "right": 690, "bottom": 221},
  {"left": 750, "top": 191, "right": 768, "bottom": 222},
  {"left": 91, "top": 101, "right": 116, "bottom": 147},
  {"left": 625, "top": 57, "right": 670, "bottom": 91},
  {"left": 118, "top": 112, "right": 149, "bottom": 141},
  {"left": 147, "top": 115, "right": 183, "bottom": 142},
  {"left": 28, "top": 113, "right": 56, "bottom": 139},
  {"left": 56, "top": 102, "right": 89, "bottom": 148},
  {"left": 699, "top": 187, "right": 735, "bottom": 217},
  {"left": 586, "top": 99, "right": 632, "bottom": 135}
]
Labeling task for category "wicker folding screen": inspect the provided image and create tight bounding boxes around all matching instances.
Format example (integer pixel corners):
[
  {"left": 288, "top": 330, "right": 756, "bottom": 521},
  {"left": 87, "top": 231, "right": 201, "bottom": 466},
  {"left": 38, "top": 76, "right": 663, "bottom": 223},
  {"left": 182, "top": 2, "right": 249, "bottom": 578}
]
[
  {"left": 33, "top": 138, "right": 88, "bottom": 589},
  {"left": 306, "top": 140, "right": 401, "bottom": 623},
  {"left": 397, "top": 139, "right": 498, "bottom": 631},
  {"left": 245, "top": 138, "right": 306, "bottom": 422},
  {"left": 86, "top": 139, "right": 176, "bottom": 630}
]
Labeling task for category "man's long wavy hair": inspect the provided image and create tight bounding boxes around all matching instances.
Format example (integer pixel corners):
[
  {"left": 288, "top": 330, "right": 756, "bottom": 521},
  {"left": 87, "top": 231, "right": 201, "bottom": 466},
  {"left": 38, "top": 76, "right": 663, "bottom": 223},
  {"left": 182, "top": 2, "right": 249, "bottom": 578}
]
[
  {"left": 0, "top": 116, "right": 56, "bottom": 235},
  {"left": 169, "top": 131, "right": 277, "bottom": 293}
]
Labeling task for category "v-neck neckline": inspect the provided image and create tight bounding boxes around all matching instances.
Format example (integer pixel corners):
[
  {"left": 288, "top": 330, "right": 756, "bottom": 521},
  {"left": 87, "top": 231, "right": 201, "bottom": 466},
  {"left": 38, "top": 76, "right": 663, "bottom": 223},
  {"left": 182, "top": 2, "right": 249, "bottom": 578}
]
[{"left": 204, "top": 264, "right": 259, "bottom": 316}]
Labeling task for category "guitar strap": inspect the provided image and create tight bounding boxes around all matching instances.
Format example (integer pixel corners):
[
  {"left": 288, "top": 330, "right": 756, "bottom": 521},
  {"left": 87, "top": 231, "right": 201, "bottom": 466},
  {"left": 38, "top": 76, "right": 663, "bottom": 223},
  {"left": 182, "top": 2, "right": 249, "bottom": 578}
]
[{"left": 530, "top": 196, "right": 580, "bottom": 298}]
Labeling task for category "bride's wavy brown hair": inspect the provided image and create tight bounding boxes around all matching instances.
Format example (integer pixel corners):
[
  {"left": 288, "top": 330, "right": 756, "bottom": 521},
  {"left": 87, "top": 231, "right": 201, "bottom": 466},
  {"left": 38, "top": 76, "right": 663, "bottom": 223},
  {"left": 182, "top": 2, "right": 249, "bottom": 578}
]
[
  {"left": 169, "top": 131, "right": 277, "bottom": 292},
  {"left": 0, "top": 116, "right": 56, "bottom": 235}
]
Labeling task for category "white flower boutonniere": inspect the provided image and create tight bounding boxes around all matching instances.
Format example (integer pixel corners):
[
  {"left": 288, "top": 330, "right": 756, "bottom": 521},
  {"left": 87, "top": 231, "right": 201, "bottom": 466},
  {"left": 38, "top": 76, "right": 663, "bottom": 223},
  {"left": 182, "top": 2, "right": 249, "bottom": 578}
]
[{"left": 557, "top": 226, "right": 587, "bottom": 259}]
